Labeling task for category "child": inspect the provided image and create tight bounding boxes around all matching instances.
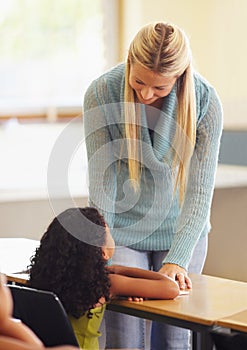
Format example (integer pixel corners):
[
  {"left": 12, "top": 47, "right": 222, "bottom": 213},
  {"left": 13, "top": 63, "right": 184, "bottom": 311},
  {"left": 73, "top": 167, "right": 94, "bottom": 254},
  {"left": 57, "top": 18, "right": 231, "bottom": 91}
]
[
  {"left": 0, "top": 273, "right": 78, "bottom": 350},
  {"left": 28, "top": 207, "right": 180, "bottom": 349}
]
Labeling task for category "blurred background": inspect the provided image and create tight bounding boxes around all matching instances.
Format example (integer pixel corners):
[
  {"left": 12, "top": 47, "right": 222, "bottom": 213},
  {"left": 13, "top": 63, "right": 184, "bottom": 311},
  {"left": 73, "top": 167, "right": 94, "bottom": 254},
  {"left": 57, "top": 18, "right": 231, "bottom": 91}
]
[{"left": 0, "top": 0, "right": 246, "bottom": 282}]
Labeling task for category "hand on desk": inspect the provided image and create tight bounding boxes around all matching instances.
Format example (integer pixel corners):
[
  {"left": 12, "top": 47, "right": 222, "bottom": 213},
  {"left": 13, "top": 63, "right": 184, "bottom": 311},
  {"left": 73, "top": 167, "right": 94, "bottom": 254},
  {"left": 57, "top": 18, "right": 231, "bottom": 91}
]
[
  {"left": 159, "top": 263, "right": 192, "bottom": 290},
  {"left": 127, "top": 297, "right": 144, "bottom": 302}
]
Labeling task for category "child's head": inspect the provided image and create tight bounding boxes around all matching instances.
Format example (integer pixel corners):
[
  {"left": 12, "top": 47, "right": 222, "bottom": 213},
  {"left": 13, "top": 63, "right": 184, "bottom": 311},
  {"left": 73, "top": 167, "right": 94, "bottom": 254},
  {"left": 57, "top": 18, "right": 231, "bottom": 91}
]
[{"left": 28, "top": 207, "right": 114, "bottom": 318}]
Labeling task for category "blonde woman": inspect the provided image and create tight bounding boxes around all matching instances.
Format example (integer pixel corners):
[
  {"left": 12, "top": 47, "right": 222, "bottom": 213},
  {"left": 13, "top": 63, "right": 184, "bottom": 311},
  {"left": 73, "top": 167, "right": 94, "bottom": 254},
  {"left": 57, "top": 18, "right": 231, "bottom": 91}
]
[{"left": 83, "top": 22, "right": 223, "bottom": 349}]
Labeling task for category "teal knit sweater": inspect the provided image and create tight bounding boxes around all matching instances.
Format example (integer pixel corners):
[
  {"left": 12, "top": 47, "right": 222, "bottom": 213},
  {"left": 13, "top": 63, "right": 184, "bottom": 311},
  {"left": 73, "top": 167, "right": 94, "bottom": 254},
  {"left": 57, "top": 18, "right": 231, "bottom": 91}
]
[{"left": 83, "top": 63, "right": 223, "bottom": 269}]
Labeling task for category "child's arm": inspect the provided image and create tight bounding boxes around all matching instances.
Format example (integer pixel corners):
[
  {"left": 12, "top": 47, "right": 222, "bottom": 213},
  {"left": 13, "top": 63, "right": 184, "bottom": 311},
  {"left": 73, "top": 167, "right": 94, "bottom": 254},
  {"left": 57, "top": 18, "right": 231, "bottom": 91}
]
[{"left": 107, "top": 265, "right": 180, "bottom": 300}]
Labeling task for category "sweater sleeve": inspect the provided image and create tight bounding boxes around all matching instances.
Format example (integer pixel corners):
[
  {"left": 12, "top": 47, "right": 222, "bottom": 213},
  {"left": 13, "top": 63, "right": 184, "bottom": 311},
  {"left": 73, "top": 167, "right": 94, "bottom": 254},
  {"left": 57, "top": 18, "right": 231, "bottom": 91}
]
[
  {"left": 83, "top": 79, "right": 117, "bottom": 228},
  {"left": 163, "top": 86, "right": 223, "bottom": 269}
]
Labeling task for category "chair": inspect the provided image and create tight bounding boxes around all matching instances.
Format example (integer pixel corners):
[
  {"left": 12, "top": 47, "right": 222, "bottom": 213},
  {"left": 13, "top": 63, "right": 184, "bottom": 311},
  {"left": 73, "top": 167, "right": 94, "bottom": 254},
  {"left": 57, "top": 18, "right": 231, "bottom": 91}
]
[
  {"left": 210, "top": 329, "right": 247, "bottom": 350},
  {"left": 8, "top": 284, "right": 79, "bottom": 348}
]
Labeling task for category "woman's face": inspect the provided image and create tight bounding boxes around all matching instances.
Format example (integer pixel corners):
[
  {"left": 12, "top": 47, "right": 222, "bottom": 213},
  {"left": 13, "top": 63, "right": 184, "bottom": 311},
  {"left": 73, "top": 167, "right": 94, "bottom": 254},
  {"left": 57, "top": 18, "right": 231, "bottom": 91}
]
[{"left": 129, "top": 62, "right": 177, "bottom": 106}]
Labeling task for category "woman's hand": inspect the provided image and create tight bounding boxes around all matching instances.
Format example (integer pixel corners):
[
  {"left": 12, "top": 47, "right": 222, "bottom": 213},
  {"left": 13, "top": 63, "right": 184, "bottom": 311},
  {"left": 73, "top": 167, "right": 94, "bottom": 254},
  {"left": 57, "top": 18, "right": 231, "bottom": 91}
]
[{"left": 158, "top": 263, "right": 192, "bottom": 290}]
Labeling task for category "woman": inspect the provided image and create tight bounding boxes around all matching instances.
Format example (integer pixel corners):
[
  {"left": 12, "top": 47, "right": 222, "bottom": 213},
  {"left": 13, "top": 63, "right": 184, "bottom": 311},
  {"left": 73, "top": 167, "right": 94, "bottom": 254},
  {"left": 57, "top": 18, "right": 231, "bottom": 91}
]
[
  {"left": 83, "top": 21, "right": 223, "bottom": 349},
  {"left": 28, "top": 207, "right": 179, "bottom": 349}
]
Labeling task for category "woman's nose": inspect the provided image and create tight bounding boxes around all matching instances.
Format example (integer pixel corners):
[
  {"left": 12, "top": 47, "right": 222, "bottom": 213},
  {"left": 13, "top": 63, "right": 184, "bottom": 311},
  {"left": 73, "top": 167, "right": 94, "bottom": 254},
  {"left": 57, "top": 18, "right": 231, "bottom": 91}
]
[{"left": 140, "top": 87, "right": 153, "bottom": 100}]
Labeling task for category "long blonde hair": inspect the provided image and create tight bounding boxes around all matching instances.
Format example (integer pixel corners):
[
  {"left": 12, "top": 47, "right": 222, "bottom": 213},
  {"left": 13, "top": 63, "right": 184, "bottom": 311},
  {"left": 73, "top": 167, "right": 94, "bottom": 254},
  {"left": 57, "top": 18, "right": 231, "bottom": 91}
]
[{"left": 124, "top": 22, "right": 196, "bottom": 203}]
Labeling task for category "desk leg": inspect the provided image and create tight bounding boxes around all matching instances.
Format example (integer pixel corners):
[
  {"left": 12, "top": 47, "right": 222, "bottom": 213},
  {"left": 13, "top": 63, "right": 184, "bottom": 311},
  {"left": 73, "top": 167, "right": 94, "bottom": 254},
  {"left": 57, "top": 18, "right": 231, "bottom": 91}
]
[{"left": 192, "top": 331, "right": 214, "bottom": 350}]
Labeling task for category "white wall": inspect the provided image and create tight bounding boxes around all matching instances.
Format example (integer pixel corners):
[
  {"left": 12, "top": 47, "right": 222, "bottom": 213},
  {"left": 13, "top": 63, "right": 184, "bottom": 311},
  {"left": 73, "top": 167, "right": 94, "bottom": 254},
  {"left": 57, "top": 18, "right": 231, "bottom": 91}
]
[
  {"left": 203, "top": 186, "right": 247, "bottom": 283},
  {"left": 0, "top": 196, "right": 88, "bottom": 240},
  {"left": 0, "top": 121, "right": 88, "bottom": 239}
]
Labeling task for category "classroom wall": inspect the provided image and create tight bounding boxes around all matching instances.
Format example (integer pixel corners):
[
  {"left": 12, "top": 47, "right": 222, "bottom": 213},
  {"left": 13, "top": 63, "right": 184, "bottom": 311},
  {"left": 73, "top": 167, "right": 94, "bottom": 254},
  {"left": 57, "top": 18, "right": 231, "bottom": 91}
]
[
  {"left": 203, "top": 187, "right": 247, "bottom": 283},
  {"left": 0, "top": 197, "right": 88, "bottom": 241}
]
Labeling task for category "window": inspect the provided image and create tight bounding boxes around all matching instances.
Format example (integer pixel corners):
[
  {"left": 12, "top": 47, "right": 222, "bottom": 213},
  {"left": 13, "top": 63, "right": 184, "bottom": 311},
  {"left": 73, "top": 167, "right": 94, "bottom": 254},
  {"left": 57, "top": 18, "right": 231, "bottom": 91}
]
[
  {"left": 0, "top": 0, "right": 118, "bottom": 119},
  {"left": 0, "top": 0, "right": 118, "bottom": 201}
]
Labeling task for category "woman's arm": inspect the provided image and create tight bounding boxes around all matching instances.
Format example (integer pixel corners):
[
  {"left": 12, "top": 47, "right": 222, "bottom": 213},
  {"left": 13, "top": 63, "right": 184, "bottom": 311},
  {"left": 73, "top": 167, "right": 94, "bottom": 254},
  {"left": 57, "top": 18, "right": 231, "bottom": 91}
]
[
  {"left": 108, "top": 265, "right": 179, "bottom": 299},
  {"left": 83, "top": 80, "right": 117, "bottom": 228},
  {"left": 162, "top": 86, "right": 223, "bottom": 285}
]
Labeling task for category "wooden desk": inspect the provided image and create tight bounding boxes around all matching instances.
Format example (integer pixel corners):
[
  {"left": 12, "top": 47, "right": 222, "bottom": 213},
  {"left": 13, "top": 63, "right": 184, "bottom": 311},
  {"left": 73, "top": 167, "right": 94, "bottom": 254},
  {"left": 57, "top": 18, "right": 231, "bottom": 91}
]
[
  {"left": 0, "top": 238, "right": 39, "bottom": 278},
  {"left": 108, "top": 274, "right": 247, "bottom": 350},
  {"left": 5, "top": 272, "right": 29, "bottom": 285},
  {"left": 216, "top": 309, "right": 247, "bottom": 333}
]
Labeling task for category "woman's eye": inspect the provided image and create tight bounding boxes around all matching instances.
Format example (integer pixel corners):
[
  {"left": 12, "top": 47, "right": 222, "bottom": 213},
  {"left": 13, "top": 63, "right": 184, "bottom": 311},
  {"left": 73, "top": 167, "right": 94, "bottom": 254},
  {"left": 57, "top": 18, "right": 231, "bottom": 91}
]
[
  {"left": 156, "top": 86, "right": 168, "bottom": 91},
  {"left": 136, "top": 80, "right": 144, "bottom": 85}
]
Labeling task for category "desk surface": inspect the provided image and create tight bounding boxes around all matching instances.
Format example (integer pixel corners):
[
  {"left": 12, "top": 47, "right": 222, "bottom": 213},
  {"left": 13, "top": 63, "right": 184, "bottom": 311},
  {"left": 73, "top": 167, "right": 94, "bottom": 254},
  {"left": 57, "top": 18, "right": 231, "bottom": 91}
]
[
  {"left": 109, "top": 274, "right": 247, "bottom": 327},
  {"left": 216, "top": 309, "right": 247, "bottom": 333}
]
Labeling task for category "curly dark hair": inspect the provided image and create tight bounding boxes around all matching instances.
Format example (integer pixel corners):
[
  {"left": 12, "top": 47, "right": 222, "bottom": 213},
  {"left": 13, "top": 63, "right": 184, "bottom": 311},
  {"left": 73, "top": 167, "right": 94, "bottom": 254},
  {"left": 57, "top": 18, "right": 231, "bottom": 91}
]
[{"left": 28, "top": 207, "right": 111, "bottom": 318}]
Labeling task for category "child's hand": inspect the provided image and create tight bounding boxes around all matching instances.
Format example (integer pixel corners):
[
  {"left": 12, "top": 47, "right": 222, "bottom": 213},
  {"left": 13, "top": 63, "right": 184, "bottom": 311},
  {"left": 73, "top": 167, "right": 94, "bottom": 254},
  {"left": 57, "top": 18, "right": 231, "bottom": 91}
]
[
  {"left": 50, "top": 347, "right": 78, "bottom": 349},
  {"left": 127, "top": 296, "right": 144, "bottom": 302}
]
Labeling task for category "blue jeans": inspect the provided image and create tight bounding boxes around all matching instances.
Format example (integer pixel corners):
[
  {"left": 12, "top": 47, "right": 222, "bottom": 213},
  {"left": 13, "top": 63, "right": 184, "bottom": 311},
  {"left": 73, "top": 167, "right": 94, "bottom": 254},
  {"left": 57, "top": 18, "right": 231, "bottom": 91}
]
[{"left": 104, "top": 236, "right": 208, "bottom": 350}]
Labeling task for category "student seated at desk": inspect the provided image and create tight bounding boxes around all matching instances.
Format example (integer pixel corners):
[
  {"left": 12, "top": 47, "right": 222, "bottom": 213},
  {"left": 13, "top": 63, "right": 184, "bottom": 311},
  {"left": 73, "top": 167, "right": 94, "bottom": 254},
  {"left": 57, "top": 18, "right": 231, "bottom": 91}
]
[
  {"left": 27, "top": 207, "right": 179, "bottom": 350},
  {"left": 0, "top": 273, "right": 78, "bottom": 350}
]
